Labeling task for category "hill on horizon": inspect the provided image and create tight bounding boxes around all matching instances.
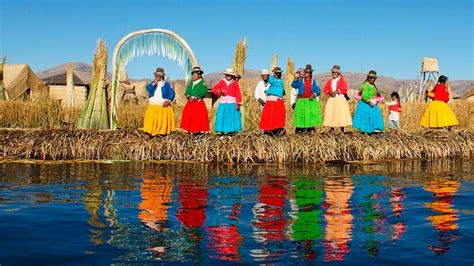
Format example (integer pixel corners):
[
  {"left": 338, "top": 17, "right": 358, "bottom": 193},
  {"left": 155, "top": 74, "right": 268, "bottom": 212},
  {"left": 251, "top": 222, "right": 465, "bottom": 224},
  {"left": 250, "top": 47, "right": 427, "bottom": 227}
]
[{"left": 36, "top": 62, "right": 473, "bottom": 98}]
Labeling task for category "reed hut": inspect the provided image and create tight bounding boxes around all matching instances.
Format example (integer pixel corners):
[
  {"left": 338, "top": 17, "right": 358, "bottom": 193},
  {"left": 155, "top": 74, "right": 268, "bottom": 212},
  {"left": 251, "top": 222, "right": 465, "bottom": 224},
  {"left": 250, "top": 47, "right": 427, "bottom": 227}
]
[
  {"left": 39, "top": 64, "right": 91, "bottom": 107},
  {"left": 462, "top": 88, "right": 474, "bottom": 102},
  {"left": 2, "top": 64, "right": 46, "bottom": 100}
]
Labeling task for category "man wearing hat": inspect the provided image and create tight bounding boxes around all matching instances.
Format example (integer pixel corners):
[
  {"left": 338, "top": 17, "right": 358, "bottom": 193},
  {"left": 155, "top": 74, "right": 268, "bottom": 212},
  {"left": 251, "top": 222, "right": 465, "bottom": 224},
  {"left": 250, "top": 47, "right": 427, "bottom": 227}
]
[
  {"left": 291, "top": 64, "right": 322, "bottom": 133},
  {"left": 254, "top": 69, "right": 271, "bottom": 108},
  {"left": 259, "top": 67, "right": 286, "bottom": 136},
  {"left": 352, "top": 70, "right": 385, "bottom": 134},
  {"left": 322, "top": 65, "right": 352, "bottom": 132},
  {"left": 143, "top": 67, "right": 176, "bottom": 136},
  {"left": 211, "top": 68, "right": 243, "bottom": 135},
  {"left": 180, "top": 66, "right": 210, "bottom": 133}
]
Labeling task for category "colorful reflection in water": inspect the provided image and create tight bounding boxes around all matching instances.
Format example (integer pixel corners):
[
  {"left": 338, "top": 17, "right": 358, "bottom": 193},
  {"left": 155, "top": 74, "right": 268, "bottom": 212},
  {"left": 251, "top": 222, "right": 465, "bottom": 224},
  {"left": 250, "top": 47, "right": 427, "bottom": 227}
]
[{"left": 0, "top": 160, "right": 473, "bottom": 264}]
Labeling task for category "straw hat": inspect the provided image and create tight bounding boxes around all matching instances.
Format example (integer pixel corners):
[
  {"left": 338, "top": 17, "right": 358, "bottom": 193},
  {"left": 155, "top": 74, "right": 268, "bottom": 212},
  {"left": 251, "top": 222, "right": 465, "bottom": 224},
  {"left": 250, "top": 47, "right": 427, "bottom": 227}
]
[
  {"left": 272, "top": 67, "right": 283, "bottom": 73},
  {"left": 222, "top": 68, "right": 236, "bottom": 76},
  {"left": 261, "top": 69, "right": 270, "bottom": 76},
  {"left": 331, "top": 65, "right": 341, "bottom": 73},
  {"left": 191, "top": 66, "right": 204, "bottom": 75},
  {"left": 154, "top": 67, "right": 165, "bottom": 76},
  {"left": 367, "top": 70, "right": 377, "bottom": 78}
]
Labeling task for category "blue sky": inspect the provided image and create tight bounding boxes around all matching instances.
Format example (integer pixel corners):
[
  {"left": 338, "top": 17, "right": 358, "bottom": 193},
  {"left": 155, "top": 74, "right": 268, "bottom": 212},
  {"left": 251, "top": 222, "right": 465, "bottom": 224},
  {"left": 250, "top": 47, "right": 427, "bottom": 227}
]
[{"left": 1, "top": 0, "right": 473, "bottom": 80}]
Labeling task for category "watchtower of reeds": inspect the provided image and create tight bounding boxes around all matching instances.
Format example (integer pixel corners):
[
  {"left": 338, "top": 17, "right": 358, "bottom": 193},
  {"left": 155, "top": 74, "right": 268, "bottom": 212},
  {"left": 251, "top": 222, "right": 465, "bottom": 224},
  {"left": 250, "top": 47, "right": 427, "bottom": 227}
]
[{"left": 410, "top": 57, "right": 440, "bottom": 102}]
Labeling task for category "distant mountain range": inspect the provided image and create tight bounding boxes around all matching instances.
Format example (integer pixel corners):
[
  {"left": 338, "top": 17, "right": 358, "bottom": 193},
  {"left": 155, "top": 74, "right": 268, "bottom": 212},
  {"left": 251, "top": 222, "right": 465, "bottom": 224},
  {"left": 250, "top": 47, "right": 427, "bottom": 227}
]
[{"left": 36, "top": 62, "right": 473, "bottom": 98}]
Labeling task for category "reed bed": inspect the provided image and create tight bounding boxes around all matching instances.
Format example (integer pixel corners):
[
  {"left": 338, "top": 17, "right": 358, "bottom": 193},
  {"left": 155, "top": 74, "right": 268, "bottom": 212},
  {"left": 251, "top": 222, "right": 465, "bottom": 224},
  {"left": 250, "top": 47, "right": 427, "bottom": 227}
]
[
  {"left": 1, "top": 96, "right": 472, "bottom": 132},
  {"left": 1, "top": 98, "right": 472, "bottom": 132},
  {"left": 1, "top": 128, "right": 472, "bottom": 163}
]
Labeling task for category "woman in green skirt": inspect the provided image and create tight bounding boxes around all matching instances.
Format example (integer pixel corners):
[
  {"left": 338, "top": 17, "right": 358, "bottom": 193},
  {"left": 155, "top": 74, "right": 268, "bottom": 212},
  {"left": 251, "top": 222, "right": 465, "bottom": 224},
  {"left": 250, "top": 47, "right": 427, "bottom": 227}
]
[{"left": 291, "top": 64, "right": 322, "bottom": 133}]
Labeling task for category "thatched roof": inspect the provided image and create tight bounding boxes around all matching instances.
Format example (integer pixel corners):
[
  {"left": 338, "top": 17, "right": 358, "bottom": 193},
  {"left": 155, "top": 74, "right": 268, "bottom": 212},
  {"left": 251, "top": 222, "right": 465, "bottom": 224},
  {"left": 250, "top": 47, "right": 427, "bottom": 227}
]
[
  {"left": 42, "top": 71, "right": 91, "bottom": 86},
  {"left": 37, "top": 62, "right": 92, "bottom": 85},
  {"left": 3, "top": 64, "right": 45, "bottom": 100},
  {"left": 37, "top": 62, "right": 111, "bottom": 85},
  {"left": 462, "top": 88, "right": 474, "bottom": 100}
]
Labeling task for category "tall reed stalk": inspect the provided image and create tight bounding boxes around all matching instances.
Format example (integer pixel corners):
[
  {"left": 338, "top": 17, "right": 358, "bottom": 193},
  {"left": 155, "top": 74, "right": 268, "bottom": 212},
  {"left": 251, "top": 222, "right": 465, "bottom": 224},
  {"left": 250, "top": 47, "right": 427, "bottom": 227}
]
[
  {"left": 270, "top": 53, "right": 277, "bottom": 71},
  {"left": 232, "top": 38, "right": 248, "bottom": 129},
  {"left": 0, "top": 57, "right": 6, "bottom": 101},
  {"left": 77, "top": 40, "right": 110, "bottom": 129}
]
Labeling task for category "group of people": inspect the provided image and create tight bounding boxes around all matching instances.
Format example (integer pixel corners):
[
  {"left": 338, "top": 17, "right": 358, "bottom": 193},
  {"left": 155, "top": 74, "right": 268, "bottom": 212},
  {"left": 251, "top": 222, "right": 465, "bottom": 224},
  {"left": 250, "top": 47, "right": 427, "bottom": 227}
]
[{"left": 142, "top": 65, "right": 459, "bottom": 137}]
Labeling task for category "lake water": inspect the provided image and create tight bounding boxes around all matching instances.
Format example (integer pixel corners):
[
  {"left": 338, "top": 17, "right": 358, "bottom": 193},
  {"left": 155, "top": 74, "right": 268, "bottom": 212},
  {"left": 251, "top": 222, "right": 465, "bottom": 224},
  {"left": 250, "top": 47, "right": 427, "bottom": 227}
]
[{"left": 0, "top": 159, "right": 473, "bottom": 264}]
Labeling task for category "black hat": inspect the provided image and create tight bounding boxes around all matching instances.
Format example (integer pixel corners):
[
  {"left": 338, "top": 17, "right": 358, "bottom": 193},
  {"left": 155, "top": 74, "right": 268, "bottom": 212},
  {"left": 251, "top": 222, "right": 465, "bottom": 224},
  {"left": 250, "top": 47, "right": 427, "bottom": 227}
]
[
  {"left": 154, "top": 67, "right": 165, "bottom": 76},
  {"left": 272, "top": 67, "right": 283, "bottom": 73},
  {"left": 304, "top": 64, "right": 313, "bottom": 73},
  {"left": 191, "top": 66, "right": 204, "bottom": 75},
  {"left": 367, "top": 70, "right": 377, "bottom": 78}
]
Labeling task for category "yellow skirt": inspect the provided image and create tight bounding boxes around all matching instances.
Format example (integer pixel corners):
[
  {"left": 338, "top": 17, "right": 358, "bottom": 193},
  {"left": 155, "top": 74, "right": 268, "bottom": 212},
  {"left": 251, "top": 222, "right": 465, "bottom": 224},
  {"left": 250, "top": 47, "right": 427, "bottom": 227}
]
[
  {"left": 420, "top": 100, "right": 458, "bottom": 128},
  {"left": 323, "top": 96, "right": 352, "bottom": 127},
  {"left": 143, "top": 104, "right": 176, "bottom": 136}
]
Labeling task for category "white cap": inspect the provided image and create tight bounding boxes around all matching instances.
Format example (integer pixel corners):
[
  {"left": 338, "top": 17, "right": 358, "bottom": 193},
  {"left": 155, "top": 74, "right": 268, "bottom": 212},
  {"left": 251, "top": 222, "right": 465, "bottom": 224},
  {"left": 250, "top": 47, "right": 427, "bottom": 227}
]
[
  {"left": 222, "top": 68, "right": 236, "bottom": 76},
  {"left": 261, "top": 69, "right": 270, "bottom": 75}
]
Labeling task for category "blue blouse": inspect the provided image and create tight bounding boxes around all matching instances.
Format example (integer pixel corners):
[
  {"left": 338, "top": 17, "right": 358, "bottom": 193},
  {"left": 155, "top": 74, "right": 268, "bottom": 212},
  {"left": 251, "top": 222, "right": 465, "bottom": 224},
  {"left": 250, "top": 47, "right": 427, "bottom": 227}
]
[
  {"left": 146, "top": 81, "right": 175, "bottom": 101},
  {"left": 266, "top": 76, "right": 285, "bottom": 97}
]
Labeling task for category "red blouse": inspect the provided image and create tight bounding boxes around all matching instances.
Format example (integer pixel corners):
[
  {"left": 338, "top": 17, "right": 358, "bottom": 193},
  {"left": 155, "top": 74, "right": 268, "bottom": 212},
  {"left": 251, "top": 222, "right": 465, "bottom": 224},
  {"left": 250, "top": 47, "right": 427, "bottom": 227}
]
[
  {"left": 212, "top": 79, "right": 243, "bottom": 104},
  {"left": 323, "top": 76, "right": 349, "bottom": 95},
  {"left": 389, "top": 99, "right": 401, "bottom": 111},
  {"left": 300, "top": 79, "right": 314, "bottom": 98},
  {"left": 431, "top": 83, "right": 450, "bottom": 103}
]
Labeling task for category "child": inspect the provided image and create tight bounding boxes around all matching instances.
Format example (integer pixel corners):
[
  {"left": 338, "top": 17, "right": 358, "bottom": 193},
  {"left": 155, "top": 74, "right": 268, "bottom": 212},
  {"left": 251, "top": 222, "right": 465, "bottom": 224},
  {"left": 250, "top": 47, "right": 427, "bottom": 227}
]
[{"left": 385, "top": 92, "right": 402, "bottom": 129}]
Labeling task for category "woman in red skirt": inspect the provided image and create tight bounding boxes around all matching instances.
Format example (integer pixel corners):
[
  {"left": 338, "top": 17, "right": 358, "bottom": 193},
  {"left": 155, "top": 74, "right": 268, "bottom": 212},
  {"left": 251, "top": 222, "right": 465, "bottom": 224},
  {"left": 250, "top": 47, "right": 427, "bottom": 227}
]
[
  {"left": 180, "top": 66, "right": 210, "bottom": 133},
  {"left": 259, "top": 67, "right": 286, "bottom": 136}
]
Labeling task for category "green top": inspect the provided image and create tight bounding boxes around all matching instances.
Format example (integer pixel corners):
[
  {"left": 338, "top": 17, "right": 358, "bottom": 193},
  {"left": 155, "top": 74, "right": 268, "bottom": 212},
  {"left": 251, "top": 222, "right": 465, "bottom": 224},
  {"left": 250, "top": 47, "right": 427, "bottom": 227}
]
[
  {"left": 361, "top": 81, "right": 377, "bottom": 102},
  {"left": 185, "top": 79, "right": 209, "bottom": 98}
]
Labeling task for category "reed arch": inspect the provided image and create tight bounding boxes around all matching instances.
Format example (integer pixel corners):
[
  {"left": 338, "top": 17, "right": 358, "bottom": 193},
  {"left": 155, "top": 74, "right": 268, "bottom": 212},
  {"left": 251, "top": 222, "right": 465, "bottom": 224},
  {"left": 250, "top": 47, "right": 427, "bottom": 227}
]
[{"left": 110, "top": 29, "right": 199, "bottom": 129}]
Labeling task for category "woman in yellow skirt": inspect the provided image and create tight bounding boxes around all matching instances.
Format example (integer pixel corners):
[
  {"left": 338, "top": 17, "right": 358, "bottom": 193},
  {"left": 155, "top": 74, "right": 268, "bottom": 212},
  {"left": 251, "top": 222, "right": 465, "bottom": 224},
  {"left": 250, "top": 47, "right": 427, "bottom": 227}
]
[
  {"left": 143, "top": 67, "right": 176, "bottom": 136},
  {"left": 322, "top": 65, "right": 352, "bottom": 132},
  {"left": 420, "top": 75, "right": 458, "bottom": 128}
]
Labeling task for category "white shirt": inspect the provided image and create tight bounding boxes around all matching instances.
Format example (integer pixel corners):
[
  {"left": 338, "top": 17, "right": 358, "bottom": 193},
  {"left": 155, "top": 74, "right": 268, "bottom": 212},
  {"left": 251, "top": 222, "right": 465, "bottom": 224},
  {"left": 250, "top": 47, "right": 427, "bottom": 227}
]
[
  {"left": 192, "top": 79, "right": 202, "bottom": 87},
  {"left": 149, "top": 81, "right": 167, "bottom": 105},
  {"left": 255, "top": 80, "right": 270, "bottom": 102},
  {"left": 331, "top": 76, "right": 340, "bottom": 92},
  {"left": 290, "top": 87, "right": 298, "bottom": 105}
]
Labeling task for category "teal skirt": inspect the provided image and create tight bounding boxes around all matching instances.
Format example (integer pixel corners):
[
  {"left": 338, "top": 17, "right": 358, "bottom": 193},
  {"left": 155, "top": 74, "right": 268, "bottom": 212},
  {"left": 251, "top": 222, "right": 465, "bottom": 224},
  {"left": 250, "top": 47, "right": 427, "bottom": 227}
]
[
  {"left": 353, "top": 101, "right": 384, "bottom": 133},
  {"left": 214, "top": 102, "right": 242, "bottom": 133}
]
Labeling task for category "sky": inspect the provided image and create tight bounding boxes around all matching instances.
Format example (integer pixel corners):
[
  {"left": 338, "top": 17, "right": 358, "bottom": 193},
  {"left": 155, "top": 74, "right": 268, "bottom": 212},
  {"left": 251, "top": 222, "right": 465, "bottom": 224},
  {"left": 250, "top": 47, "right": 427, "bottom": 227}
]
[{"left": 1, "top": 0, "right": 473, "bottom": 80}]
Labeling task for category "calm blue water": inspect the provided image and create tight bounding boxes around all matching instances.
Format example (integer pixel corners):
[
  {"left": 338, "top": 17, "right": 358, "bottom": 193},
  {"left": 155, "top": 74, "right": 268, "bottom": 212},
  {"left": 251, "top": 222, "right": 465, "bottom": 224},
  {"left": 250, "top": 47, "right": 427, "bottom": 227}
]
[{"left": 0, "top": 160, "right": 473, "bottom": 264}]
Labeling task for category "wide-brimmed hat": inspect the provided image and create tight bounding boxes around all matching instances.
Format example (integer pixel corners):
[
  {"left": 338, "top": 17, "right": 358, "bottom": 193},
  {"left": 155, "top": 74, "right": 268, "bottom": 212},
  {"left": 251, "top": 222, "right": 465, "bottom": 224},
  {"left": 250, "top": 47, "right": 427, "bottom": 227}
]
[
  {"left": 154, "top": 67, "right": 165, "bottom": 76},
  {"left": 367, "top": 70, "right": 377, "bottom": 78},
  {"left": 331, "top": 65, "right": 341, "bottom": 73},
  {"left": 272, "top": 67, "right": 283, "bottom": 73},
  {"left": 191, "top": 66, "right": 204, "bottom": 75},
  {"left": 304, "top": 64, "right": 313, "bottom": 73},
  {"left": 222, "top": 68, "right": 236, "bottom": 76},
  {"left": 261, "top": 69, "right": 270, "bottom": 76}
]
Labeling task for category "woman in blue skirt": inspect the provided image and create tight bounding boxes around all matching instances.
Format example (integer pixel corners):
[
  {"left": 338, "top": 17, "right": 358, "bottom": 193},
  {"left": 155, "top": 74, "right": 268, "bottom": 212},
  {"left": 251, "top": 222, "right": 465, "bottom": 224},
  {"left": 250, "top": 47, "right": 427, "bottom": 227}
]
[
  {"left": 353, "top": 70, "right": 384, "bottom": 134},
  {"left": 212, "top": 68, "right": 243, "bottom": 135}
]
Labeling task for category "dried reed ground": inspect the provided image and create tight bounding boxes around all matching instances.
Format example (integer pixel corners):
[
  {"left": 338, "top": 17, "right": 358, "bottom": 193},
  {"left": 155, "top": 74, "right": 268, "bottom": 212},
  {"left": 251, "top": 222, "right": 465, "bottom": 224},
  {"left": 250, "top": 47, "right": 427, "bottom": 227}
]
[
  {"left": 1, "top": 129, "right": 472, "bottom": 163},
  {"left": 1, "top": 90, "right": 472, "bottom": 163}
]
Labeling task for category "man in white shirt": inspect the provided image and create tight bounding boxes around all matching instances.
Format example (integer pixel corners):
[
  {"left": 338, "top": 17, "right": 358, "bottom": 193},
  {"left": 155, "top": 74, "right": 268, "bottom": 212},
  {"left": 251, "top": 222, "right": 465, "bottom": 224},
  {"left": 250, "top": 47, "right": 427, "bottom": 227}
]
[
  {"left": 254, "top": 69, "right": 271, "bottom": 108},
  {"left": 290, "top": 68, "right": 304, "bottom": 109}
]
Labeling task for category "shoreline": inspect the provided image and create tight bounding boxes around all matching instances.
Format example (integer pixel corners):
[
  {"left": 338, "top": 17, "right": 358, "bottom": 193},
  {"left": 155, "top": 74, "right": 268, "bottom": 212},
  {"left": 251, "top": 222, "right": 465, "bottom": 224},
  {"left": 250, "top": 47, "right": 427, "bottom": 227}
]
[{"left": 1, "top": 128, "right": 472, "bottom": 163}]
